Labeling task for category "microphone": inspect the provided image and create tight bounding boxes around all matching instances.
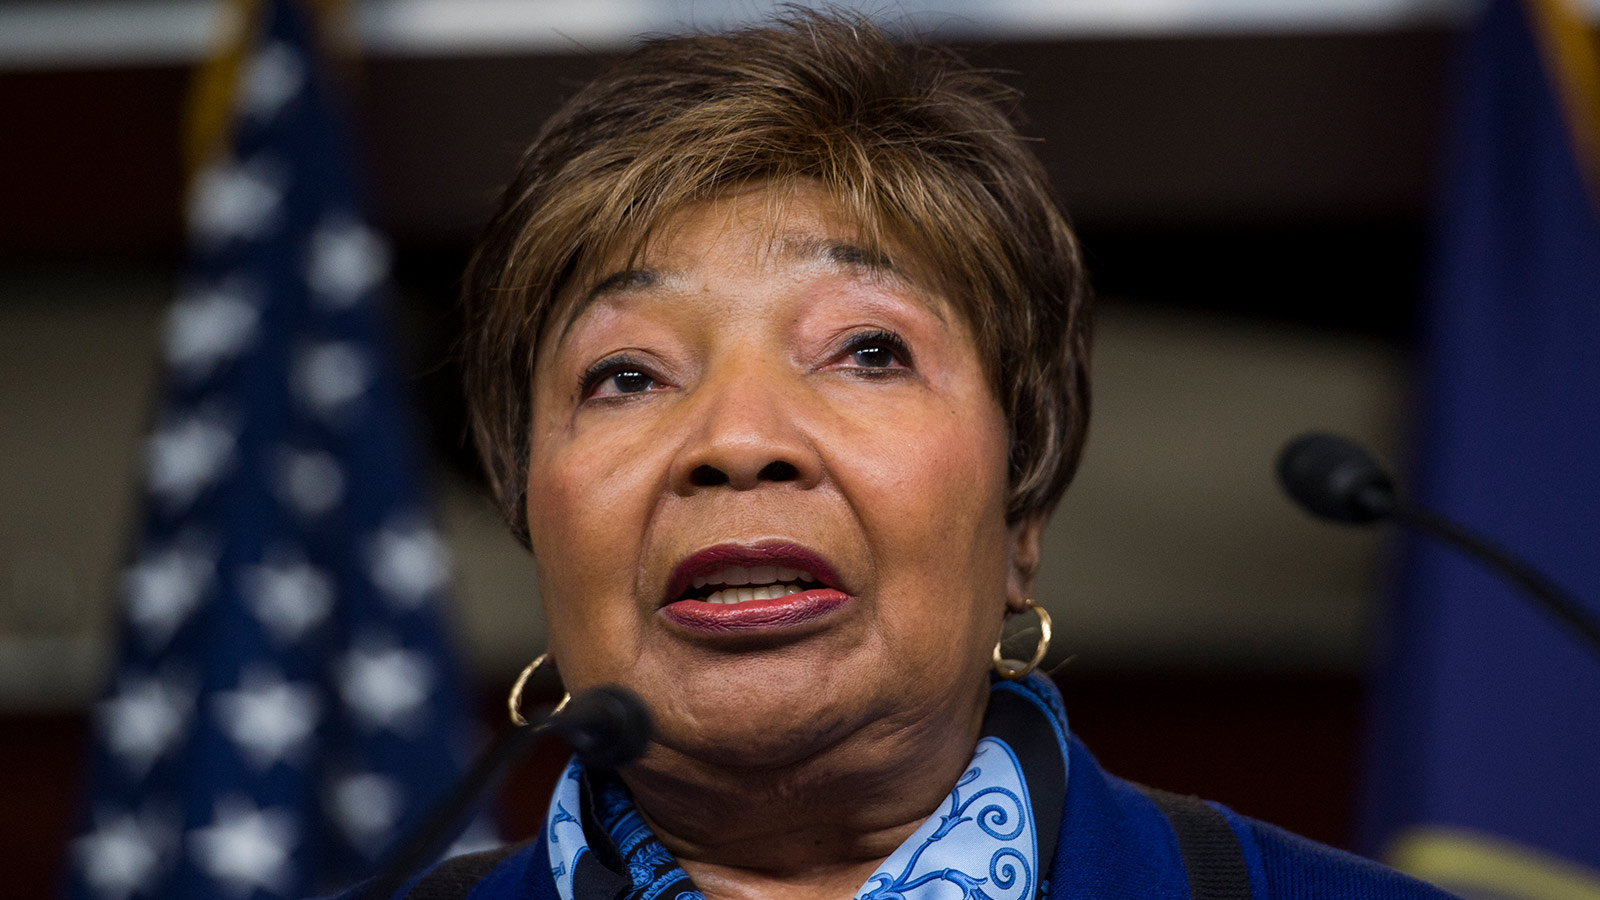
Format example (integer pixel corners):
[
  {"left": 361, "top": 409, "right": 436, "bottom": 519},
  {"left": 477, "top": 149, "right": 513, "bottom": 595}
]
[
  {"left": 1276, "top": 432, "right": 1600, "bottom": 659},
  {"left": 547, "top": 685, "right": 655, "bottom": 770},
  {"left": 1276, "top": 433, "right": 1396, "bottom": 523},
  {"left": 362, "top": 685, "right": 652, "bottom": 900}
]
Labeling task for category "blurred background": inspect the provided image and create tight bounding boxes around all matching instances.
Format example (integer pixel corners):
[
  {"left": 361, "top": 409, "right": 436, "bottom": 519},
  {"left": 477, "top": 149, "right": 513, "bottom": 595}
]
[{"left": 3, "top": 0, "right": 1596, "bottom": 897}]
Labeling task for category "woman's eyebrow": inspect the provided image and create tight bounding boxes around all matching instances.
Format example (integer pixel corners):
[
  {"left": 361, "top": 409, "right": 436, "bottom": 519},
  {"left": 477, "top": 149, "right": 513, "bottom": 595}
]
[
  {"left": 781, "top": 237, "right": 947, "bottom": 324},
  {"left": 588, "top": 268, "right": 659, "bottom": 302},
  {"left": 558, "top": 267, "right": 664, "bottom": 342},
  {"left": 780, "top": 237, "right": 898, "bottom": 274}
]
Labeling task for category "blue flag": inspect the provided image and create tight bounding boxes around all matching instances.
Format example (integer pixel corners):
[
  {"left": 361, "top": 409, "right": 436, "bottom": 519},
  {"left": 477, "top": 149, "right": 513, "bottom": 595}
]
[
  {"left": 64, "top": 2, "right": 484, "bottom": 898},
  {"left": 1361, "top": 0, "right": 1600, "bottom": 895}
]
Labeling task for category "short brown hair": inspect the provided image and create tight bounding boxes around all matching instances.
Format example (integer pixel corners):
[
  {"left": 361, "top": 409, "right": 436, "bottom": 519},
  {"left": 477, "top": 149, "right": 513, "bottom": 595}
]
[{"left": 460, "top": 10, "right": 1092, "bottom": 547}]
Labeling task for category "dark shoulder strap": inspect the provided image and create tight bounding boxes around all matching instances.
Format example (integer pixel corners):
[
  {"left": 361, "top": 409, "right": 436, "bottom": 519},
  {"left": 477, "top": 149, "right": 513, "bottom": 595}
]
[
  {"left": 1136, "top": 785, "right": 1253, "bottom": 900},
  {"left": 400, "top": 843, "right": 527, "bottom": 900}
]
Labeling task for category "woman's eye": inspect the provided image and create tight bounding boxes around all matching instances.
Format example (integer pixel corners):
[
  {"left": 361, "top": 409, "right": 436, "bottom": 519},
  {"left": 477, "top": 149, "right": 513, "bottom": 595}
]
[
  {"left": 850, "top": 345, "right": 897, "bottom": 368},
  {"left": 581, "top": 358, "right": 664, "bottom": 400},
  {"left": 837, "top": 330, "right": 912, "bottom": 373},
  {"left": 604, "top": 370, "right": 656, "bottom": 394}
]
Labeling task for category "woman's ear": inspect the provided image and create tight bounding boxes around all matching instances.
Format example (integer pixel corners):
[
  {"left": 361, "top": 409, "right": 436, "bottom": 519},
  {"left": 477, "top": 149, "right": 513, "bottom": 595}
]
[{"left": 1005, "top": 515, "right": 1047, "bottom": 613}]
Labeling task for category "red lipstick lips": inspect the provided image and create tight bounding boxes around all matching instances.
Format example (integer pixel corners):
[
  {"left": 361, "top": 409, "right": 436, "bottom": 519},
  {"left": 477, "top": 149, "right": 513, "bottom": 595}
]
[{"left": 660, "top": 542, "right": 850, "bottom": 634}]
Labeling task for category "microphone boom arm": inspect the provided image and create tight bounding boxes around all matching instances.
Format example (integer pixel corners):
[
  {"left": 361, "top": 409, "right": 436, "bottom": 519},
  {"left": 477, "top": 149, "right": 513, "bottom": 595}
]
[
  {"left": 361, "top": 685, "right": 652, "bottom": 900},
  {"left": 1278, "top": 432, "right": 1600, "bottom": 661},
  {"left": 1385, "top": 499, "right": 1600, "bottom": 657}
]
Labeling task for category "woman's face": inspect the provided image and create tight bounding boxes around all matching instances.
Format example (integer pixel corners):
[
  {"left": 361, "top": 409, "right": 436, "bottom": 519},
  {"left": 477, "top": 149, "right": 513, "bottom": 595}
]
[{"left": 525, "top": 182, "right": 1038, "bottom": 770}]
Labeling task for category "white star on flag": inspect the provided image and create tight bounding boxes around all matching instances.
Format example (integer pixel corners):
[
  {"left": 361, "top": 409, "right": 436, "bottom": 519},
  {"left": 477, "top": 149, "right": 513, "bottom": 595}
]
[
  {"left": 188, "top": 155, "right": 286, "bottom": 245},
  {"left": 273, "top": 445, "right": 346, "bottom": 517},
  {"left": 238, "top": 40, "right": 305, "bottom": 122},
  {"left": 211, "top": 666, "right": 321, "bottom": 769},
  {"left": 306, "top": 214, "right": 391, "bottom": 309},
  {"left": 123, "top": 538, "right": 215, "bottom": 648},
  {"left": 338, "top": 632, "right": 435, "bottom": 733},
  {"left": 146, "top": 411, "right": 237, "bottom": 511},
  {"left": 188, "top": 796, "right": 298, "bottom": 897},
  {"left": 97, "top": 672, "right": 194, "bottom": 778},
  {"left": 366, "top": 518, "right": 451, "bottom": 609},
  {"left": 164, "top": 280, "right": 261, "bottom": 381},
  {"left": 241, "top": 551, "right": 334, "bottom": 642},
  {"left": 292, "top": 340, "right": 371, "bottom": 421},
  {"left": 328, "top": 771, "right": 404, "bottom": 857},
  {"left": 73, "top": 807, "right": 177, "bottom": 900}
]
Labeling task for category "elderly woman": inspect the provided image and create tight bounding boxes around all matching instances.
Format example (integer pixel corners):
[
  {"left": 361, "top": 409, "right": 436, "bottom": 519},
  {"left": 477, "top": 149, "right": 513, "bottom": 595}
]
[{"left": 362, "top": 12, "right": 1454, "bottom": 900}]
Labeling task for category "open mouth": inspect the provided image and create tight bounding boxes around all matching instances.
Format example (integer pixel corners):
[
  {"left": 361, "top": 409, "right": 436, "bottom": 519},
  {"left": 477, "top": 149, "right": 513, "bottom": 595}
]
[
  {"left": 660, "top": 544, "right": 851, "bottom": 632},
  {"left": 676, "top": 566, "right": 825, "bottom": 605},
  {"left": 663, "top": 543, "right": 847, "bottom": 607}
]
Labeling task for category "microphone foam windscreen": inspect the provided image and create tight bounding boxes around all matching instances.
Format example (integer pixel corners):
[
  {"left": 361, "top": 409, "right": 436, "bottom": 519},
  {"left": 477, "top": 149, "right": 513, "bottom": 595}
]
[{"left": 1277, "top": 432, "right": 1395, "bottom": 524}]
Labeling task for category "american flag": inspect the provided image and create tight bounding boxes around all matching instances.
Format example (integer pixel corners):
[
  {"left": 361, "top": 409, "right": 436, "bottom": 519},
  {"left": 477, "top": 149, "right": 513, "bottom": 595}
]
[{"left": 65, "top": 2, "right": 486, "bottom": 897}]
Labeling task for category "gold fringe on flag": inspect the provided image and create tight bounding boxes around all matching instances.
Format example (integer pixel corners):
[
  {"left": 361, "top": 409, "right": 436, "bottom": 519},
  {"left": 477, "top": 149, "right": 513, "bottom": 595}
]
[
  {"left": 1390, "top": 826, "right": 1600, "bottom": 900},
  {"left": 1525, "top": 0, "right": 1600, "bottom": 208},
  {"left": 181, "top": 0, "right": 354, "bottom": 179}
]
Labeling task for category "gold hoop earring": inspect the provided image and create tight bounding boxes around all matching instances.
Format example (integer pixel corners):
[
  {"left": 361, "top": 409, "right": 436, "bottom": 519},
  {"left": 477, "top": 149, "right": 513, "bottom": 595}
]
[
  {"left": 992, "top": 598, "right": 1052, "bottom": 681},
  {"left": 508, "top": 652, "right": 571, "bottom": 726}
]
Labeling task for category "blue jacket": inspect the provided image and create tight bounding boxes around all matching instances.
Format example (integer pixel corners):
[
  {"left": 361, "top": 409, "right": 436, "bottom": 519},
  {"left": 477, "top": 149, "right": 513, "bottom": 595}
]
[{"left": 352, "top": 735, "right": 1457, "bottom": 900}]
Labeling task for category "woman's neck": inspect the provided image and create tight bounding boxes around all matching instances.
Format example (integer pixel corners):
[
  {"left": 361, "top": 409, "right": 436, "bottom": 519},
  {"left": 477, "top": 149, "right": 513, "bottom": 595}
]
[{"left": 617, "top": 694, "right": 987, "bottom": 900}]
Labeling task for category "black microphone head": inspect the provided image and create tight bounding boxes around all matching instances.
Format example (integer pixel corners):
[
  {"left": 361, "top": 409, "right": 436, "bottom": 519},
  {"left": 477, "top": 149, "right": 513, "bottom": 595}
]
[
  {"left": 1277, "top": 432, "right": 1397, "bottom": 524},
  {"left": 550, "top": 685, "right": 653, "bottom": 769}
]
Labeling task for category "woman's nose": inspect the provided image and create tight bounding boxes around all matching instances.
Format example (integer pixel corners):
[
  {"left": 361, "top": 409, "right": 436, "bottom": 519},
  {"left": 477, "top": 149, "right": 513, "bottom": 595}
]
[{"left": 669, "top": 365, "right": 821, "bottom": 495}]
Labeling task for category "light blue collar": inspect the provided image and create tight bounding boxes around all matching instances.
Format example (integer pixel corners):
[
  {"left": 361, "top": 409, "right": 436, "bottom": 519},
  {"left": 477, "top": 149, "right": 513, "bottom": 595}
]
[
  {"left": 856, "top": 734, "right": 1038, "bottom": 900},
  {"left": 546, "top": 673, "right": 1070, "bottom": 900}
]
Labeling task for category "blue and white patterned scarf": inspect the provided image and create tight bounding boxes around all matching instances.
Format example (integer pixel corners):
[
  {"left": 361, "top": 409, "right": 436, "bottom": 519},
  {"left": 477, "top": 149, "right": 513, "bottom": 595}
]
[{"left": 544, "top": 673, "right": 1070, "bottom": 900}]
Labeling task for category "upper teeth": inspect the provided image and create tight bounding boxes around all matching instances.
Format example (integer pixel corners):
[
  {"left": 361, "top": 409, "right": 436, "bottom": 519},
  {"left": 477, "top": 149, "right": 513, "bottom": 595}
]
[
  {"left": 690, "top": 566, "right": 819, "bottom": 605},
  {"left": 691, "top": 566, "right": 813, "bottom": 589},
  {"left": 701, "top": 584, "right": 809, "bottom": 605}
]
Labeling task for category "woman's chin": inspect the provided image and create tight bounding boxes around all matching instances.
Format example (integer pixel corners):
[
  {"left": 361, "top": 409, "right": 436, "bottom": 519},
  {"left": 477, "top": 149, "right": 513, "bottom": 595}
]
[
  {"left": 633, "top": 657, "right": 878, "bottom": 770},
  {"left": 651, "top": 723, "right": 838, "bottom": 773}
]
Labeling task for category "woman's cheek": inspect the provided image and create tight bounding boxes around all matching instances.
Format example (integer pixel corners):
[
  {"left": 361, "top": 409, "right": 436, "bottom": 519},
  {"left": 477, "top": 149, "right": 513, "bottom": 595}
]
[
  {"left": 527, "top": 435, "right": 621, "bottom": 606},
  {"left": 833, "top": 380, "right": 1006, "bottom": 501},
  {"left": 534, "top": 399, "right": 659, "bottom": 511},
  {"left": 880, "top": 388, "right": 1011, "bottom": 585},
  {"left": 530, "top": 446, "right": 643, "bottom": 693}
]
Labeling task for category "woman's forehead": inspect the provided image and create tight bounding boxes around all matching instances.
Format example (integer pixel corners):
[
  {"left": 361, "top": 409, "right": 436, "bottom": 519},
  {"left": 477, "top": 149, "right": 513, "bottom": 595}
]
[
  {"left": 546, "top": 184, "right": 948, "bottom": 345},
  {"left": 581, "top": 183, "right": 898, "bottom": 279}
]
